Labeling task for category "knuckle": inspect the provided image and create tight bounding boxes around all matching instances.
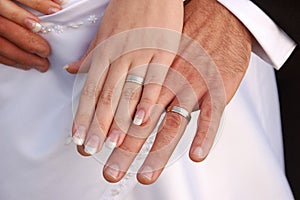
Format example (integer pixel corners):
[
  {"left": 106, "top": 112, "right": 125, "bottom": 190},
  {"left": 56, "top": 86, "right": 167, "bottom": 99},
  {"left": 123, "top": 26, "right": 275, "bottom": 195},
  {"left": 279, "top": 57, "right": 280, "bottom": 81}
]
[
  {"left": 164, "top": 113, "right": 182, "bottom": 131},
  {"left": 99, "top": 88, "right": 114, "bottom": 105},
  {"left": 82, "top": 82, "right": 98, "bottom": 100}
]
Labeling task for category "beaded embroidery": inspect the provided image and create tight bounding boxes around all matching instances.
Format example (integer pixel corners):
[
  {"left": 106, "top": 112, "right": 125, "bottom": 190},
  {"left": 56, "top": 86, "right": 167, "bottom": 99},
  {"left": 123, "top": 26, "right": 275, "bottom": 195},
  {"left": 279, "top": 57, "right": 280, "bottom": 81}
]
[{"left": 39, "top": 14, "right": 99, "bottom": 34}]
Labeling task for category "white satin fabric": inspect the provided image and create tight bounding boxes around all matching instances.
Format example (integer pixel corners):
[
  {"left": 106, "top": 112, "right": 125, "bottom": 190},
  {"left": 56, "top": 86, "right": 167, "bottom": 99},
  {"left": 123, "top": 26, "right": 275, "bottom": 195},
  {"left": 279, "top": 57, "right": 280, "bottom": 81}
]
[{"left": 0, "top": 0, "right": 294, "bottom": 199}]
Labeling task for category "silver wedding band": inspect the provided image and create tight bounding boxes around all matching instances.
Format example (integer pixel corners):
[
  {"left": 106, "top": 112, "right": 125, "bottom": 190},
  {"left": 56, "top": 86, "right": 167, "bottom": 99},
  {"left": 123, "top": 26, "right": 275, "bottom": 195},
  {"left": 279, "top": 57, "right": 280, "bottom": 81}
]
[
  {"left": 167, "top": 106, "right": 191, "bottom": 122},
  {"left": 125, "top": 75, "right": 144, "bottom": 85}
]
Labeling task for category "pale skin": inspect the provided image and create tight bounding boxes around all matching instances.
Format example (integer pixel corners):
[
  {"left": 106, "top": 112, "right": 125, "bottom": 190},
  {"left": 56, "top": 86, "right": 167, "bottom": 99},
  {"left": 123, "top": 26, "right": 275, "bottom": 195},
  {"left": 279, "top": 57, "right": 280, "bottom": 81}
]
[
  {"left": 68, "top": 0, "right": 184, "bottom": 159},
  {"left": 0, "top": 0, "right": 251, "bottom": 185},
  {"left": 68, "top": 0, "right": 252, "bottom": 184}
]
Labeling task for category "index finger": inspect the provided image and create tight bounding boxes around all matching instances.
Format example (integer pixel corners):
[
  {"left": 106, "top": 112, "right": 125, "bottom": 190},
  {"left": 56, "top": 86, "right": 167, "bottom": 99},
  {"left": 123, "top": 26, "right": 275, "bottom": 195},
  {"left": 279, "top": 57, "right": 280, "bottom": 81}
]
[{"left": 0, "top": 16, "right": 50, "bottom": 58}]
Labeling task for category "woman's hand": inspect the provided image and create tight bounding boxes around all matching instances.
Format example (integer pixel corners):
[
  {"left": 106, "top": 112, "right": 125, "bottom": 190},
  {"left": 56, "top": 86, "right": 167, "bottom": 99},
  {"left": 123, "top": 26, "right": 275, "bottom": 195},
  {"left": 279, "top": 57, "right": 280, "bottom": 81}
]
[
  {"left": 68, "top": 0, "right": 184, "bottom": 155},
  {"left": 0, "top": 0, "right": 65, "bottom": 71},
  {"left": 0, "top": 0, "right": 64, "bottom": 31},
  {"left": 102, "top": 0, "right": 252, "bottom": 184}
]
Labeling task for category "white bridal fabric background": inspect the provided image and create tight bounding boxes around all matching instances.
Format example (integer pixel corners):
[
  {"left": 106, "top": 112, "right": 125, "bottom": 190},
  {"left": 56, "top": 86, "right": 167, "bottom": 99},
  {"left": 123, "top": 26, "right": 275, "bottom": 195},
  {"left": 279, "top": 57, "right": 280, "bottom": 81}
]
[{"left": 0, "top": 0, "right": 294, "bottom": 199}]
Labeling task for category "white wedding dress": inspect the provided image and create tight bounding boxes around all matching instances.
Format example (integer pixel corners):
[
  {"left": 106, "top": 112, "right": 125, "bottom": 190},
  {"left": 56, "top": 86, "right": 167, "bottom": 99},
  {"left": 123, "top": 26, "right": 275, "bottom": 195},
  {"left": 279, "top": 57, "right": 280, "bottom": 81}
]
[{"left": 0, "top": 0, "right": 295, "bottom": 199}]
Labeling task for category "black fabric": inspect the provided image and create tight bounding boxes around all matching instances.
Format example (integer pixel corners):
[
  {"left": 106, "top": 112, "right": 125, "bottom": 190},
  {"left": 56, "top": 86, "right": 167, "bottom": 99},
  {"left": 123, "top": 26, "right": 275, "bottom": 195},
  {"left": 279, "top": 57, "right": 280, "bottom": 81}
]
[
  {"left": 276, "top": 48, "right": 300, "bottom": 199},
  {"left": 251, "top": 0, "right": 300, "bottom": 198},
  {"left": 252, "top": 0, "right": 300, "bottom": 42}
]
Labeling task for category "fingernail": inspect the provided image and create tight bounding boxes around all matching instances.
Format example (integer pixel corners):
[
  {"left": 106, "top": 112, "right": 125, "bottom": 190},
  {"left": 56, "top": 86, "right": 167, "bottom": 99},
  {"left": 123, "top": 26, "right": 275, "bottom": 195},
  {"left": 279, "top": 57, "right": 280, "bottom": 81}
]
[
  {"left": 84, "top": 135, "right": 100, "bottom": 155},
  {"left": 24, "top": 18, "right": 42, "bottom": 33},
  {"left": 48, "top": 7, "right": 60, "bottom": 14},
  {"left": 105, "top": 164, "right": 120, "bottom": 180},
  {"left": 54, "top": 0, "right": 68, "bottom": 4},
  {"left": 61, "top": 0, "right": 69, "bottom": 4},
  {"left": 133, "top": 109, "right": 145, "bottom": 126},
  {"left": 140, "top": 166, "right": 153, "bottom": 181},
  {"left": 72, "top": 126, "right": 86, "bottom": 145},
  {"left": 192, "top": 147, "right": 205, "bottom": 159},
  {"left": 105, "top": 130, "right": 120, "bottom": 149},
  {"left": 63, "top": 64, "right": 69, "bottom": 70}
]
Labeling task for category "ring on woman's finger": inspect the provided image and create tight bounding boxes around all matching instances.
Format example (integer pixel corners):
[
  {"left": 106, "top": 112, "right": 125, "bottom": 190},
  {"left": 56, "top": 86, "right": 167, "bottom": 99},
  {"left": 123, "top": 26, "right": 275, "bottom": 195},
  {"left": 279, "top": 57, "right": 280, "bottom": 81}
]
[
  {"left": 166, "top": 105, "right": 191, "bottom": 122},
  {"left": 125, "top": 74, "right": 144, "bottom": 85}
]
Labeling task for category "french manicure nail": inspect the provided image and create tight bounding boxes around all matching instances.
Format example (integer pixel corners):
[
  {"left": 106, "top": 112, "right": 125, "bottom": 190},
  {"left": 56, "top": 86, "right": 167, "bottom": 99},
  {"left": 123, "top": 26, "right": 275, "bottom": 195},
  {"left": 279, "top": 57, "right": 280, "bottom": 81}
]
[
  {"left": 105, "top": 129, "right": 120, "bottom": 149},
  {"left": 24, "top": 18, "right": 42, "bottom": 33},
  {"left": 140, "top": 166, "right": 153, "bottom": 181},
  {"left": 63, "top": 65, "right": 69, "bottom": 70},
  {"left": 106, "top": 164, "right": 120, "bottom": 180},
  {"left": 84, "top": 135, "right": 100, "bottom": 155},
  {"left": 133, "top": 109, "right": 145, "bottom": 126},
  {"left": 193, "top": 147, "right": 205, "bottom": 159},
  {"left": 72, "top": 126, "right": 86, "bottom": 146},
  {"left": 48, "top": 7, "right": 60, "bottom": 14}
]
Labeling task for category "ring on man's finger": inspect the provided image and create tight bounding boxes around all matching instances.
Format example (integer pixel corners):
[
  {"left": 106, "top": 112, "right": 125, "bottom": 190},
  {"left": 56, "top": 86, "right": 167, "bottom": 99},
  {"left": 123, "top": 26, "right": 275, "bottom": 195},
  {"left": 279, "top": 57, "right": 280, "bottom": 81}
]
[
  {"left": 125, "top": 74, "right": 144, "bottom": 85},
  {"left": 166, "top": 105, "right": 191, "bottom": 122}
]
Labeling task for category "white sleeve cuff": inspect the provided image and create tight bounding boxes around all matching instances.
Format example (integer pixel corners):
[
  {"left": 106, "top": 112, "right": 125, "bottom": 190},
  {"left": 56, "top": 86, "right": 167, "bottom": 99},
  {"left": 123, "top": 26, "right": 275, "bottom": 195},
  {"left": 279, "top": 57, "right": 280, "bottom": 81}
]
[{"left": 217, "top": 0, "right": 296, "bottom": 70}]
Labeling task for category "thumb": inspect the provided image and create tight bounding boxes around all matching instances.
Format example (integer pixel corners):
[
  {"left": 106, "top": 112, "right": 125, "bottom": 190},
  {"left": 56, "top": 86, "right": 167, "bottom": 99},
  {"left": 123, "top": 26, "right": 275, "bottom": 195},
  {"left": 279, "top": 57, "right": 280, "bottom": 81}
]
[{"left": 64, "top": 38, "right": 97, "bottom": 74}]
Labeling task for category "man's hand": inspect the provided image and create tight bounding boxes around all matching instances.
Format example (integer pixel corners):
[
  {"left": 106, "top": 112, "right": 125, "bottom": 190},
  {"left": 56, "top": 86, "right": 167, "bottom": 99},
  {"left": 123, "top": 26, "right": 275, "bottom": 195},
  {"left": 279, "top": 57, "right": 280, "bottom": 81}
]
[
  {"left": 103, "top": 0, "right": 252, "bottom": 184},
  {"left": 0, "top": 0, "right": 64, "bottom": 71},
  {"left": 0, "top": 16, "right": 50, "bottom": 72}
]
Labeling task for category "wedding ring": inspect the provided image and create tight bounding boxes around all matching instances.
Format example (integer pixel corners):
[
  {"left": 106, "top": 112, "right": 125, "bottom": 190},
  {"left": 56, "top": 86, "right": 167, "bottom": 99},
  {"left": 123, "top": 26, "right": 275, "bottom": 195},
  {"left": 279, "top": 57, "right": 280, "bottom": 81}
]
[
  {"left": 125, "top": 75, "right": 144, "bottom": 85},
  {"left": 167, "top": 106, "right": 191, "bottom": 122}
]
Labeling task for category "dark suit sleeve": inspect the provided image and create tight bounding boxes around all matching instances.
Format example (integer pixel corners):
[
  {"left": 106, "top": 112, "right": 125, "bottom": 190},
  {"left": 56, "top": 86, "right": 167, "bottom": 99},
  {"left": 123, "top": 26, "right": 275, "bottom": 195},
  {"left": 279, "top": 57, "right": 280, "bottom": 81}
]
[{"left": 251, "top": 0, "right": 300, "bottom": 43}]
